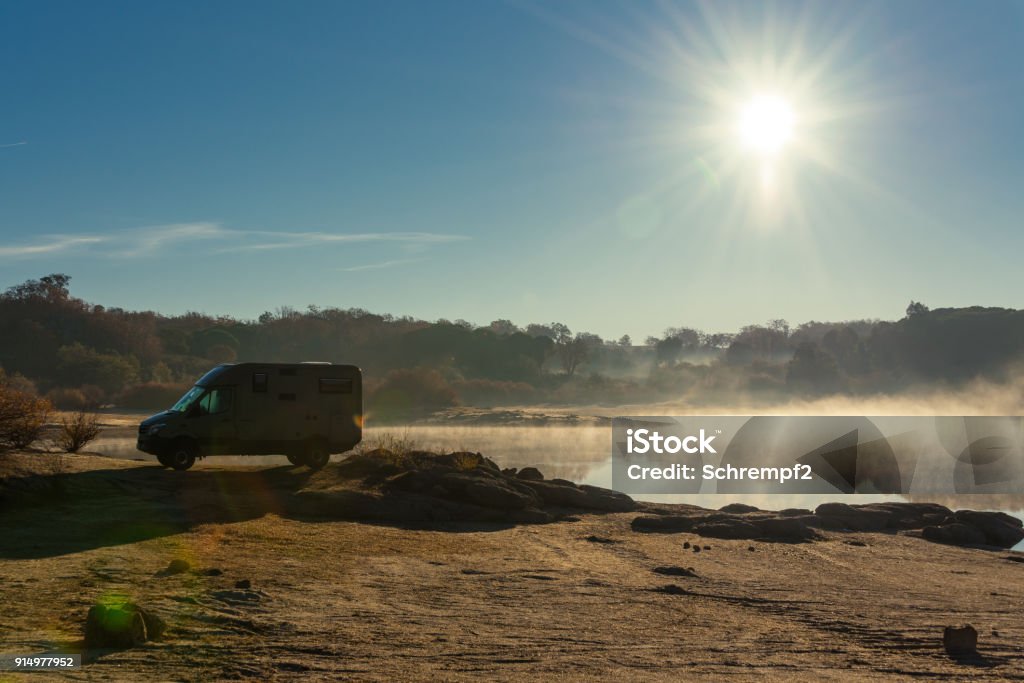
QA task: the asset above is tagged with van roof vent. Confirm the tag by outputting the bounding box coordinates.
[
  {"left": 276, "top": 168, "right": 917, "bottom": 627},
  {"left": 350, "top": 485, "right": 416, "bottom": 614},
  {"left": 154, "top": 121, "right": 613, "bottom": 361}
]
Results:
[{"left": 300, "top": 361, "right": 331, "bottom": 365}]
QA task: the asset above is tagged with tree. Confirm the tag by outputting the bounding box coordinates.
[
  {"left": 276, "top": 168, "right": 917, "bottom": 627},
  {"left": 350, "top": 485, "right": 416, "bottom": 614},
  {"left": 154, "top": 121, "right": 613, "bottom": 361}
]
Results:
[
  {"left": 786, "top": 342, "right": 842, "bottom": 395},
  {"left": 4, "top": 273, "right": 72, "bottom": 302},
  {"left": 557, "top": 331, "right": 600, "bottom": 376},
  {"left": 905, "top": 301, "right": 929, "bottom": 318}
]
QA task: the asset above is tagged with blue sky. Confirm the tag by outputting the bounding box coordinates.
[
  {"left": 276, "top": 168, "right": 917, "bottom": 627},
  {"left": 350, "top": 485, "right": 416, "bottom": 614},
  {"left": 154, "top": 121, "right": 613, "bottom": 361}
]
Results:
[{"left": 2, "top": 0, "right": 1023, "bottom": 340}]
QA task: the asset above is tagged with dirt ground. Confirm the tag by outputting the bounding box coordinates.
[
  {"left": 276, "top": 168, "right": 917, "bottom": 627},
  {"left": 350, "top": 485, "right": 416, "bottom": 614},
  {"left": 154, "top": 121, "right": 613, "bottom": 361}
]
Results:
[{"left": 1, "top": 453, "right": 1023, "bottom": 681}]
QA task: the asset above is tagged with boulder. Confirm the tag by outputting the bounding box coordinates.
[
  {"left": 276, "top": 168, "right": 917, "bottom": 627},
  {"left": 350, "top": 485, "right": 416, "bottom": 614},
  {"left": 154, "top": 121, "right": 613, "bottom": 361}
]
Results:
[
  {"left": 951, "top": 510, "right": 1024, "bottom": 548},
  {"left": 163, "top": 559, "right": 190, "bottom": 575},
  {"left": 457, "top": 476, "right": 538, "bottom": 510},
  {"left": 85, "top": 602, "right": 165, "bottom": 649},
  {"left": 922, "top": 523, "right": 986, "bottom": 547},
  {"left": 943, "top": 624, "right": 978, "bottom": 656},
  {"left": 516, "top": 467, "right": 544, "bottom": 481},
  {"left": 752, "top": 517, "right": 817, "bottom": 541},
  {"left": 814, "top": 503, "right": 889, "bottom": 531},
  {"left": 578, "top": 485, "right": 637, "bottom": 512},
  {"left": 518, "top": 480, "right": 593, "bottom": 508},
  {"left": 719, "top": 503, "right": 759, "bottom": 514},
  {"left": 693, "top": 520, "right": 761, "bottom": 540}
]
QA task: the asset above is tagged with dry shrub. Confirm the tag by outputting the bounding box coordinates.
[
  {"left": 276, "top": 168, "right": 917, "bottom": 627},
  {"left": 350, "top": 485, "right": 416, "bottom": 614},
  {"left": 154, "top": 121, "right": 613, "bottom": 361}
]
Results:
[
  {"left": 58, "top": 411, "right": 101, "bottom": 453},
  {"left": 0, "top": 385, "right": 53, "bottom": 451}
]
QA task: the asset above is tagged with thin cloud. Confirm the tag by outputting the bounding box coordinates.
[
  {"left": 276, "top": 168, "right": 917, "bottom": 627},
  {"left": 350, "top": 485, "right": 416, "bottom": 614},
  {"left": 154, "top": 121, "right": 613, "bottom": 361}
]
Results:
[
  {"left": 0, "top": 141, "right": 27, "bottom": 149},
  {"left": 109, "top": 222, "right": 231, "bottom": 257},
  {"left": 222, "top": 231, "right": 469, "bottom": 253},
  {"left": 0, "top": 222, "right": 468, "bottom": 260},
  {"left": 338, "top": 258, "right": 423, "bottom": 272},
  {"left": 0, "top": 235, "right": 106, "bottom": 258}
]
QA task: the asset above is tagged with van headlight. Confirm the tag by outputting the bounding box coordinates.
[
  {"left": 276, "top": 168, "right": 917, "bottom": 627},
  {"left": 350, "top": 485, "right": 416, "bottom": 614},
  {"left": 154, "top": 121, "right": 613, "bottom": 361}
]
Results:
[{"left": 146, "top": 423, "right": 166, "bottom": 436}]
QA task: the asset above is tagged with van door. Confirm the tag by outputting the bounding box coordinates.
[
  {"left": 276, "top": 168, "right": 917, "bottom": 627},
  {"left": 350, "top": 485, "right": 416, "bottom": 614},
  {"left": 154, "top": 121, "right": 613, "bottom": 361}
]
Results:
[{"left": 192, "top": 387, "right": 237, "bottom": 454}]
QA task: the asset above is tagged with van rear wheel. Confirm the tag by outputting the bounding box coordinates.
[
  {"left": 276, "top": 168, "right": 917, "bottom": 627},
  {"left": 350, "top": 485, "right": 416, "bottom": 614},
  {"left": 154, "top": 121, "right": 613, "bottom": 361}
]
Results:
[
  {"left": 168, "top": 441, "right": 197, "bottom": 471},
  {"left": 305, "top": 442, "right": 330, "bottom": 471}
]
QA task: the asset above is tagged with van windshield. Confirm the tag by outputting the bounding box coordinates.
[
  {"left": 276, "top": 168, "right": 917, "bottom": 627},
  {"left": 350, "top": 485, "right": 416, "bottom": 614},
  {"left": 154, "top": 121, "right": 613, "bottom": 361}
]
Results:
[{"left": 169, "top": 386, "right": 205, "bottom": 413}]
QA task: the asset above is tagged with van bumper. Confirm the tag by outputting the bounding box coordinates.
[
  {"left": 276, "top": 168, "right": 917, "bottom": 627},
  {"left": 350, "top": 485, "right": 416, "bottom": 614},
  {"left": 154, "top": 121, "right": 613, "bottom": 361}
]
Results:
[{"left": 137, "top": 435, "right": 171, "bottom": 456}]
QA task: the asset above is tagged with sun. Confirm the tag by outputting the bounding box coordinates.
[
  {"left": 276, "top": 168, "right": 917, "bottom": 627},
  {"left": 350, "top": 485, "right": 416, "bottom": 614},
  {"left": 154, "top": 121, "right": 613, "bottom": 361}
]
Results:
[{"left": 738, "top": 94, "right": 795, "bottom": 156}]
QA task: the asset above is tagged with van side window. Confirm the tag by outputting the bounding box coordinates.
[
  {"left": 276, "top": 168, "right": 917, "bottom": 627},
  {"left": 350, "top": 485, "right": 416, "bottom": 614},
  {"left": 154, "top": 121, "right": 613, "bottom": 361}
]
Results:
[
  {"left": 252, "top": 373, "right": 268, "bottom": 393},
  {"left": 319, "top": 378, "right": 353, "bottom": 394},
  {"left": 198, "top": 388, "right": 232, "bottom": 415}
]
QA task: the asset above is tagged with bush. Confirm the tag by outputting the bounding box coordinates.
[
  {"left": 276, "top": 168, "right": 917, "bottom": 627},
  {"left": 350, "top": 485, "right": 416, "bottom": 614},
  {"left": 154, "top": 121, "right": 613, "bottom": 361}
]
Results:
[
  {"left": 58, "top": 411, "right": 101, "bottom": 453},
  {"left": 46, "top": 387, "right": 89, "bottom": 410},
  {"left": 367, "top": 368, "right": 458, "bottom": 419},
  {"left": 0, "top": 385, "right": 53, "bottom": 451},
  {"left": 116, "top": 382, "right": 191, "bottom": 410}
]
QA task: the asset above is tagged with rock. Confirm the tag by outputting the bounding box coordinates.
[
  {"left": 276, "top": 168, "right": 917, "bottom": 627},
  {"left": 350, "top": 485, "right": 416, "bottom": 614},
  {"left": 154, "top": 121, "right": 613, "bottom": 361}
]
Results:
[
  {"left": 584, "top": 535, "right": 618, "bottom": 544},
  {"left": 844, "top": 540, "right": 867, "bottom": 547},
  {"left": 813, "top": 503, "right": 889, "bottom": 531},
  {"left": 631, "top": 515, "right": 695, "bottom": 533},
  {"left": 747, "top": 546, "right": 756, "bottom": 552},
  {"left": 752, "top": 517, "right": 817, "bottom": 542},
  {"left": 702, "top": 545, "right": 711, "bottom": 551},
  {"left": 719, "top": 503, "right": 759, "bottom": 514},
  {"left": 692, "top": 545, "right": 701, "bottom": 553},
  {"left": 858, "top": 502, "right": 952, "bottom": 530},
  {"left": 693, "top": 520, "right": 760, "bottom": 540},
  {"left": 943, "top": 624, "right": 978, "bottom": 656},
  {"left": 922, "top": 523, "right": 987, "bottom": 547},
  {"left": 779, "top": 508, "right": 812, "bottom": 517},
  {"left": 652, "top": 584, "right": 689, "bottom": 595},
  {"left": 517, "top": 479, "right": 592, "bottom": 508},
  {"left": 202, "top": 568, "right": 223, "bottom": 576},
  {"left": 460, "top": 477, "right": 536, "bottom": 510},
  {"left": 653, "top": 566, "right": 697, "bottom": 577},
  {"left": 516, "top": 467, "right": 544, "bottom": 481},
  {"left": 577, "top": 485, "right": 637, "bottom": 512},
  {"left": 951, "top": 510, "right": 1024, "bottom": 548},
  {"left": 234, "top": 579, "right": 251, "bottom": 589},
  {"left": 84, "top": 602, "right": 165, "bottom": 649},
  {"left": 164, "top": 559, "right": 190, "bottom": 575},
  {"left": 683, "top": 541, "right": 691, "bottom": 549}
]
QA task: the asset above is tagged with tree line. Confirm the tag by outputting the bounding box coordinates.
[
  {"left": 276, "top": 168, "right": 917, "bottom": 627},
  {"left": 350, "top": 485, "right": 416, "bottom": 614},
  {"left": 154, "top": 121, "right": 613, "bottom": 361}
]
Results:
[{"left": 1, "top": 275, "right": 1023, "bottom": 417}]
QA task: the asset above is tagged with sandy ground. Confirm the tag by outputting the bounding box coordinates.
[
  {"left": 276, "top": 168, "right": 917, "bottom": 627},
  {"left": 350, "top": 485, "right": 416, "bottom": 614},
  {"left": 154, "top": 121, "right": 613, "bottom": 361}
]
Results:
[{"left": 1, "top": 453, "right": 1023, "bottom": 681}]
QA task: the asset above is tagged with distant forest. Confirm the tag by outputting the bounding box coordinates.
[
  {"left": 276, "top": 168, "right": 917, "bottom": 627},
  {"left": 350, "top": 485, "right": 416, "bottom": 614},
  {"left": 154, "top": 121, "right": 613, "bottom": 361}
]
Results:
[{"left": 1, "top": 274, "right": 1023, "bottom": 416}]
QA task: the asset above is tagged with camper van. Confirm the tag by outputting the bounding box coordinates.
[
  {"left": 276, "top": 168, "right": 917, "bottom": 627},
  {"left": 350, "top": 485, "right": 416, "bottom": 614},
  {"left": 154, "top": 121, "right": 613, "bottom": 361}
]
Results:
[{"left": 137, "top": 362, "right": 362, "bottom": 471}]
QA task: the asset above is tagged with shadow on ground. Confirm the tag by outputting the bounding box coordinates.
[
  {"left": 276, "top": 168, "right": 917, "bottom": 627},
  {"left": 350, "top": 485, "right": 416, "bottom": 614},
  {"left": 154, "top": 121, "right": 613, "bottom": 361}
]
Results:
[{"left": 0, "top": 462, "right": 520, "bottom": 559}]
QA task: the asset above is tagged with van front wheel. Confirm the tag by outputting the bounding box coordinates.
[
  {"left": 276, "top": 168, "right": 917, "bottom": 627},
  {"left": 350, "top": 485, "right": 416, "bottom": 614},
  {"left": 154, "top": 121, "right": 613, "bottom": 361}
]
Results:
[
  {"left": 305, "top": 442, "right": 330, "bottom": 470},
  {"left": 286, "top": 453, "right": 305, "bottom": 467},
  {"left": 168, "top": 441, "right": 197, "bottom": 471}
]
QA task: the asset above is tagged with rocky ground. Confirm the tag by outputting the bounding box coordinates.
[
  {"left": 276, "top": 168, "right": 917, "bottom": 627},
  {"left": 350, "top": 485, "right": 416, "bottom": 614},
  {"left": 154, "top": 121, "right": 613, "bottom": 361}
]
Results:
[{"left": 1, "top": 450, "right": 1023, "bottom": 681}]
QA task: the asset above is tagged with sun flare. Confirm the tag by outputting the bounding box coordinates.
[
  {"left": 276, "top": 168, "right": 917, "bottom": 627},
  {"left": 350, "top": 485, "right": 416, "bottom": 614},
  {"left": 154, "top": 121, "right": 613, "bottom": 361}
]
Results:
[{"left": 738, "top": 94, "right": 795, "bottom": 156}]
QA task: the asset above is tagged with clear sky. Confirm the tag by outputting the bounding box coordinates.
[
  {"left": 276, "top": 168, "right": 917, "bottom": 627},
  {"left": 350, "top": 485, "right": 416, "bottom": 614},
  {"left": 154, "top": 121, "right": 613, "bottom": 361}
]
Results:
[{"left": 2, "top": 0, "right": 1023, "bottom": 340}]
